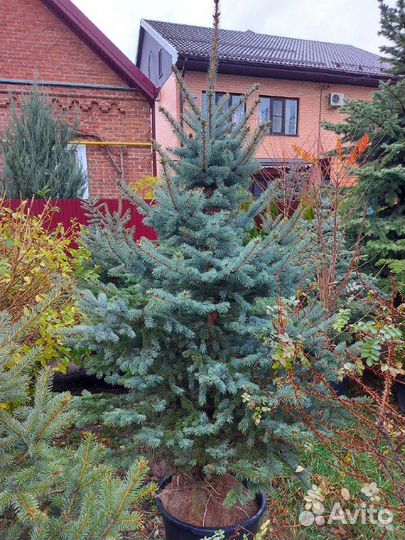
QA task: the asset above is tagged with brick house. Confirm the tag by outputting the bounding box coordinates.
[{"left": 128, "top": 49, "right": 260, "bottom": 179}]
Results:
[
  {"left": 0, "top": 0, "right": 158, "bottom": 198},
  {"left": 137, "top": 20, "right": 388, "bottom": 186}
]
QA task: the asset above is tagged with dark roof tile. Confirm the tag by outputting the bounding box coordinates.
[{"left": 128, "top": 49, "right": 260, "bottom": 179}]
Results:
[{"left": 145, "top": 20, "right": 385, "bottom": 77}]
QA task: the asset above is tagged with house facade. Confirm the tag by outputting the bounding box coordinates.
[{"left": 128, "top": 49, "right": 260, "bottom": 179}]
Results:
[
  {"left": 0, "top": 0, "right": 157, "bottom": 198},
  {"left": 137, "top": 20, "right": 387, "bottom": 185}
]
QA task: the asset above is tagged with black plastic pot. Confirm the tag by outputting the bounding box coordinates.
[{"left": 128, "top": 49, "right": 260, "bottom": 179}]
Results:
[
  {"left": 155, "top": 476, "right": 267, "bottom": 540},
  {"left": 395, "top": 379, "right": 405, "bottom": 413}
]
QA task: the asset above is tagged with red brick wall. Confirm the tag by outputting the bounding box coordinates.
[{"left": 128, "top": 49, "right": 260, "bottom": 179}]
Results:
[
  {"left": 0, "top": 0, "right": 153, "bottom": 197},
  {"left": 186, "top": 72, "right": 374, "bottom": 157}
]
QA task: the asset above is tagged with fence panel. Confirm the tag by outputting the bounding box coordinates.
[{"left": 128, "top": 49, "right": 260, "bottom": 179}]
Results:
[{"left": 3, "top": 199, "right": 157, "bottom": 241}]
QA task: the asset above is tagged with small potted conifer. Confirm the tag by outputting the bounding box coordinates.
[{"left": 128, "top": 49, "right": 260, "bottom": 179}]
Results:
[{"left": 75, "top": 2, "right": 343, "bottom": 538}]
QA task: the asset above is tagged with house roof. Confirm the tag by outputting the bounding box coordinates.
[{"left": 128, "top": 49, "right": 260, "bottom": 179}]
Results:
[
  {"left": 144, "top": 20, "right": 386, "bottom": 80},
  {"left": 40, "top": 0, "right": 157, "bottom": 101}
]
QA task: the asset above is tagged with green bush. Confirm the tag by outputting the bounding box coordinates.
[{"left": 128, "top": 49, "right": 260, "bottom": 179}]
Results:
[{"left": 0, "top": 200, "right": 95, "bottom": 373}]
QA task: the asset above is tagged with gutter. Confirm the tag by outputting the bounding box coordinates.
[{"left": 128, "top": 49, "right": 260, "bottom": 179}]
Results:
[
  {"left": 176, "top": 55, "right": 389, "bottom": 87},
  {"left": 0, "top": 78, "right": 140, "bottom": 93}
]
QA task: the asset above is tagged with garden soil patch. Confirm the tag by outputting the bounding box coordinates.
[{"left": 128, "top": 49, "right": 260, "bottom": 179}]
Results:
[{"left": 158, "top": 473, "right": 259, "bottom": 528}]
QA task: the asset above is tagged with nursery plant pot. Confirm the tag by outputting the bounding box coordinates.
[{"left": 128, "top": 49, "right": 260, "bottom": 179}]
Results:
[
  {"left": 395, "top": 379, "right": 405, "bottom": 413},
  {"left": 156, "top": 476, "right": 267, "bottom": 540}
]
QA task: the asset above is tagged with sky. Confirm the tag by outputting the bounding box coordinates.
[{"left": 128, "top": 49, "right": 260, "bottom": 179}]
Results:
[{"left": 71, "top": 0, "right": 397, "bottom": 62}]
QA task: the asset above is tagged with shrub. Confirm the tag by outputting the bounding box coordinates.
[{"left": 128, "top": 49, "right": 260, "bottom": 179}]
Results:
[
  {"left": 130, "top": 175, "right": 161, "bottom": 200},
  {"left": 0, "top": 200, "right": 94, "bottom": 372},
  {"left": 335, "top": 281, "right": 405, "bottom": 378}
]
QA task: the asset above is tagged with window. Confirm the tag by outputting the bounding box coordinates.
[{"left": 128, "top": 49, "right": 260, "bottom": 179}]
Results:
[
  {"left": 202, "top": 92, "right": 245, "bottom": 125},
  {"left": 259, "top": 97, "right": 298, "bottom": 135},
  {"left": 148, "top": 51, "right": 154, "bottom": 79},
  {"left": 158, "top": 48, "right": 163, "bottom": 78},
  {"left": 69, "top": 144, "right": 89, "bottom": 199}
]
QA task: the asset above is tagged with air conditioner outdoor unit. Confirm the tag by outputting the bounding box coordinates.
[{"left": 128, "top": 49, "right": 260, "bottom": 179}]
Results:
[{"left": 329, "top": 93, "right": 345, "bottom": 107}]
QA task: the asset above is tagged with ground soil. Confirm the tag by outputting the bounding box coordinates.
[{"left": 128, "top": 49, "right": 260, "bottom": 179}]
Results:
[{"left": 157, "top": 473, "right": 259, "bottom": 528}]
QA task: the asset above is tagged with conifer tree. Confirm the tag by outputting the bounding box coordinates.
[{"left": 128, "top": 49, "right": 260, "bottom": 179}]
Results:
[
  {"left": 325, "top": 0, "right": 405, "bottom": 293},
  {"left": 1, "top": 86, "right": 86, "bottom": 199},
  {"left": 0, "top": 301, "right": 154, "bottom": 540},
  {"left": 73, "top": 1, "right": 343, "bottom": 497},
  {"left": 379, "top": 0, "right": 405, "bottom": 76}
]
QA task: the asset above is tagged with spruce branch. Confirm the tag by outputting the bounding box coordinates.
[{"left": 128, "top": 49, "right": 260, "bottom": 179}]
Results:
[
  {"left": 100, "top": 460, "right": 149, "bottom": 538},
  {"left": 159, "top": 105, "right": 191, "bottom": 146},
  {"left": 172, "top": 65, "right": 202, "bottom": 119},
  {"left": 215, "top": 92, "right": 232, "bottom": 116},
  {"left": 207, "top": 0, "right": 221, "bottom": 137},
  {"left": 154, "top": 141, "right": 181, "bottom": 211},
  {"left": 239, "top": 183, "right": 277, "bottom": 224},
  {"left": 235, "top": 98, "right": 262, "bottom": 140},
  {"left": 181, "top": 110, "right": 201, "bottom": 132},
  {"left": 232, "top": 123, "right": 269, "bottom": 171},
  {"left": 136, "top": 241, "right": 183, "bottom": 275},
  {"left": 217, "top": 84, "right": 259, "bottom": 128},
  {"left": 201, "top": 118, "right": 208, "bottom": 173},
  {"left": 34, "top": 396, "right": 72, "bottom": 443},
  {"left": 117, "top": 176, "right": 151, "bottom": 214},
  {"left": 233, "top": 237, "right": 263, "bottom": 273}
]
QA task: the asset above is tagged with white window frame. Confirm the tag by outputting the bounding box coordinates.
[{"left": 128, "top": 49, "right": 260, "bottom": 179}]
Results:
[{"left": 69, "top": 144, "right": 89, "bottom": 199}]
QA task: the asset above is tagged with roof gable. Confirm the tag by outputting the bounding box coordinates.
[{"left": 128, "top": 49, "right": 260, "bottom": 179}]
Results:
[
  {"left": 41, "top": 0, "right": 157, "bottom": 100},
  {"left": 145, "top": 20, "right": 386, "bottom": 79}
]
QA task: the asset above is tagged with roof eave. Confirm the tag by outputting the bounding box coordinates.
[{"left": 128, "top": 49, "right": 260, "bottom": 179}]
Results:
[
  {"left": 40, "top": 0, "right": 158, "bottom": 101},
  {"left": 177, "top": 54, "right": 389, "bottom": 87}
]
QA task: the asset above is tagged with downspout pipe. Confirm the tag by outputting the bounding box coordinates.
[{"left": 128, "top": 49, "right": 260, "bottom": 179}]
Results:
[
  {"left": 179, "top": 57, "right": 188, "bottom": 131},
  {"left": 151, "top": 99, "right": 157, "bottom": 177}
]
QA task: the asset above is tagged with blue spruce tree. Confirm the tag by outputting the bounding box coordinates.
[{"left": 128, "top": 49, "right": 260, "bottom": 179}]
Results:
[{"left": 73, "top": 1, "right": 343, "bottom": 515}]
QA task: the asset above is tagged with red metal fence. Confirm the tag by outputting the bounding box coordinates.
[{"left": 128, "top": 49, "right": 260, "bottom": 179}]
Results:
[{"left": 3, "top": 199, "right": 157, "bottom": 241}]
